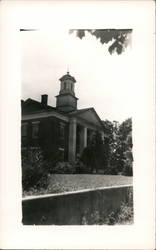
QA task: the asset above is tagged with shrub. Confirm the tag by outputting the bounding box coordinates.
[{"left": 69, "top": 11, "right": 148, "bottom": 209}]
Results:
[
  {"left": 116, "top": 202, "right": 133, "bottom": 224},
  {"left": 52, "top": 161, "right": 76, "bottom": 174},
  {"left": 81, "top": 201, "right": 133, "bottom": 225},
  {"left": 80, "top": 132, "right": 106, "bottom": 173},
  {"left": 22, "top": 148, "right": 51, "bottom": 192},
  {"left": 75, "top": 160, "right": 91, "bottom": 174},
  {"left": 106, "top": 188, "right": 133, "bottom": 224},
  {"left": 81, "top": 189, "right": 133, "bottom": 225}
]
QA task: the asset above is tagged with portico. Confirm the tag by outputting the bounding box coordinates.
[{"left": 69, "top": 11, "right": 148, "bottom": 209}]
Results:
[{"left": 68, "top": 108, "right": 105, "bottom": 162}]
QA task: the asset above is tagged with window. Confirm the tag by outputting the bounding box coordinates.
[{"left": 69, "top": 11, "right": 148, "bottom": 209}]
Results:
[
  {"left": 32, "top": 121, "right": 40, "bottom": 139},
  {"left": 59, "top": 122, "right": 65, "bottom": 140},
  {"left": 22, "top": 123, "right": 28, "bottom": 137},
  {"left": 64, "top": 82, "right": 67, "bottom": 90}
]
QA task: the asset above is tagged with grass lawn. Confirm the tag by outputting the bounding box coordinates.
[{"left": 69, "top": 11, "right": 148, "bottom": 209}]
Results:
[
  {"left": 23, "top": 174, "right": 133, "bottom": 197},
  {"left": 46, "top": 174, "right": 133, "bottom": 194}
]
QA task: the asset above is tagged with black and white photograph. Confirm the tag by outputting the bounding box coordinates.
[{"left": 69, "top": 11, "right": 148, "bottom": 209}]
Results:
[
  {"left": 21, "top": 28, "right": 133, "bottom": 225},
  {"left": 0, "top": 0, "right": 155, "bottom": 249}
]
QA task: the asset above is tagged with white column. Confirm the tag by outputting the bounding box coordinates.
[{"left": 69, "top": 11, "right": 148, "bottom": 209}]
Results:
[
  {"left": 80, "top": 126, "right": 87, "bottom": 155},
  {"left": 68, "top": 118, "right": 77, "bottom": 162}
]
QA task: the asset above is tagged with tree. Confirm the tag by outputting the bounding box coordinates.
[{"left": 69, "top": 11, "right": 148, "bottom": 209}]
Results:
[
  {"left": 69, "top": 29, "right": 132, "bottom": 55},
  {"left": 102, "top": 118, "right": 133, "bottom": 176},
  {"left": 102, "top": 120, "right": 121, "bottom": 174},
  {"left": 102, "top": 120, "right": 114, "bottom": 171},
  {"left": 80, "top": 131, "right": 105, "bottom": 173},
  {"left": 117, "top": 118, "right": 133, "bottom": 176},
  {"left": 108, "top": 118, "right": 133, "bottom": 176},
  {"left": 76, "top": 118, "right": 133, "bottom": 175}
]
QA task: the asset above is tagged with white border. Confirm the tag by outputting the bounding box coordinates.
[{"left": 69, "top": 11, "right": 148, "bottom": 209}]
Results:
[{"left": 0, "top": 0, "right": 155, "bottom": 249}]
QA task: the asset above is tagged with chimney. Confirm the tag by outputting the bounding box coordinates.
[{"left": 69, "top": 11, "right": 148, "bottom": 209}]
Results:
[{"left": 41, "top": 94, "right": 48, "bottom": 105}]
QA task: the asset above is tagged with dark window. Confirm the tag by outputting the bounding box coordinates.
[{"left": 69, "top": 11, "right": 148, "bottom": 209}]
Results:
[
  {"left": 22, "top": 123, "right": 28, "bottom": 137},
  {"left": 59, "top": 122, "right": 65, "bottom": 140},
  {"left": 32, "top": 121, "right": 40, "bottom": 139},
  {"left": 64, "top": 82, "right": 67, "bottom": 90}
]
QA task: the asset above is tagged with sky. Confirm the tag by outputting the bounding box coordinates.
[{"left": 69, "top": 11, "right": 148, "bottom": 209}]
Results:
[{"left": 21, "top": 29, "right": 133, "bottom": 123}]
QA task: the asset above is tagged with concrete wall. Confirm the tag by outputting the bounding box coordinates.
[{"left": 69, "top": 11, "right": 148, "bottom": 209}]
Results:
[{"left": 22, "top": 185, "right": 133, "bottom": 225}]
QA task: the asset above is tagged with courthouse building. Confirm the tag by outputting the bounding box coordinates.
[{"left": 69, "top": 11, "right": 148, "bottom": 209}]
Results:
[{"left": 21, "top": 72, "right": 105, "bottom": 162}]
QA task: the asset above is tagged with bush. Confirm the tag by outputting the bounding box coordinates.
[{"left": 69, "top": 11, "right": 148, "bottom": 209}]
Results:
[
  {"left": 75, "top": 160, "right": 91, "bottom": 174},
  {"left": 22, "top": 148, "right": 52, "bottom": 192},
  {"left": 106, "top": 188, "right": 133, "bottom": 224},
  {"left": 81, "top": 188, "right": 133, "bottom": 225},
  {"left": 116, "top": 202, "right": 133, "bottom": 224},
  {"left": 52, "top": 161, "right": 76, "bottom": 174},
  {"left": 81, "top": 201, "right": 133, "bottom": 225},
  {"left": 22, "top": 147, "right": 69, "bottom": 192}
]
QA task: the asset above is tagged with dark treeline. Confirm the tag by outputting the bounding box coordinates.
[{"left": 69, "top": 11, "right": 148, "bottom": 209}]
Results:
[{"left": 80, "top": 118, "right": 133, "bottom": 176}]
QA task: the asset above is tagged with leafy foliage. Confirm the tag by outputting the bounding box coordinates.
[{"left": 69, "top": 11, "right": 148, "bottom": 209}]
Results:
[
  {"left": 75, "top": 160, "right": 90, "bottom": 174},
  {"left": 69, "top": 29, "right": 132, "bottom": 54},
  {"left": 81, "top": 188, "right": 133, "bottom": 225},
  {"left": 107, "top": 118, "right": 133, "bottom": 175},
  {"left": 52, "top": 162, "right": 76, "bottom": 174},
  {"left": 84, "top": 118, "right": 133, "bottom": 176},
  {"left": 22, "top": 148, "right": 61, "bottom": 192},
  {"left": 22, "top": 149, "right": 46, "bottom": 191},
  {"left": 102, "top": 120, "right": 115, "bottom": 172},
  {"left": 80, "top": 131, "right": 105, "bottom": 173},
  {"left": 112, "top": 118, "right": 133, "bottom": 176}
]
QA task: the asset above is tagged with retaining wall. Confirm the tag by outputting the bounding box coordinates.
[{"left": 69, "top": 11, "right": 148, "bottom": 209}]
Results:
[{"left": 22, "top": 185, "right": 133, "bottom": 225}]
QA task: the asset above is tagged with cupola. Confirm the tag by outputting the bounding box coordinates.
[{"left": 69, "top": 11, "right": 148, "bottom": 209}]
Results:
[{"left": 56, "top": 72, "right": 78, "bottom": 112}]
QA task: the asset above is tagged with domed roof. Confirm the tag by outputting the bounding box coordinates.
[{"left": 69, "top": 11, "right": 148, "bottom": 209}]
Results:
[{"left": 59, "top": 71, "right": 76, "bottom": 83}]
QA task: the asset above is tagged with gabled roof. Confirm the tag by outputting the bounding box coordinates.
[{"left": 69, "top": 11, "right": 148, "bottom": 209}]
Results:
[
  {"left": 69, "top": 107, "right": 103, "bottom": 128},
  {"left": 68, "top": 108, "right": 91, "bottom": 116}
]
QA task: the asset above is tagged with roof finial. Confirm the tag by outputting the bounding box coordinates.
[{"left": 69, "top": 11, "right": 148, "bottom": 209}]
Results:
[{"left": 67, "top": 66, "right": 69, "bottom": 75}]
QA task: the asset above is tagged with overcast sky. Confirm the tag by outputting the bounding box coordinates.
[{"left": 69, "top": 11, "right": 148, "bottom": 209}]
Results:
[{"left": 21, "top": 29, "right": 133, "bottom": 123}]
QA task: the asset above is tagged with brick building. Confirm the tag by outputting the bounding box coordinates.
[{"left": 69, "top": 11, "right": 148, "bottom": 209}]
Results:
[{"left": 21, "top": 72, "right": 105, "bottom": 162}]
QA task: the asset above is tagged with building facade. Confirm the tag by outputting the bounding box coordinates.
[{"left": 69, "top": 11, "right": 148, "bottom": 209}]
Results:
[{"left": 21, "top": 72, "right": 105, "bottom": 162}]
